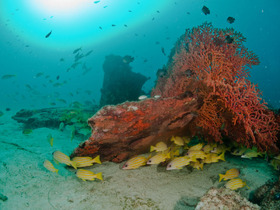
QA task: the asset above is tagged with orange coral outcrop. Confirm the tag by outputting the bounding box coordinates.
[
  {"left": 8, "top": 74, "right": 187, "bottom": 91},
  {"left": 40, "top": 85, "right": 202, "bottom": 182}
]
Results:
[{"left": 152, "top": 22, "right": 279, "bottom": 152}]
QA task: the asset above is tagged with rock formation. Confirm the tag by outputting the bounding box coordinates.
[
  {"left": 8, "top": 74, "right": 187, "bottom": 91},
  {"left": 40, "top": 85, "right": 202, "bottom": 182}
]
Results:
[{"left": 99, "top": 54, "right": 149, "bottom": 107}]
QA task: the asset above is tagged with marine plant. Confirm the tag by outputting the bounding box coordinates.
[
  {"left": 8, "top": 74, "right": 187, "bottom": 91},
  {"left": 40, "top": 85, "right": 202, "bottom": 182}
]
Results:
[
  {"left": 59, "top": 108, "right": 92, "bottom": 137},
  {"left": 152, "top": 22, "right": 279, "bottom": 153}
]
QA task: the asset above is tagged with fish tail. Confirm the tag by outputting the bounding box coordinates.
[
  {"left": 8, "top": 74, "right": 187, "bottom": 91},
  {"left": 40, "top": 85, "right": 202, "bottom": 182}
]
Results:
[
  {"left": 166, "top": 152, "right": 171, "bottom": 159},
  {"left": 96, "top": 172, "right": 103, "bottom": 181},
  {"left": 71, "top": 161, "right": 77, "bottom": 169},
  {"left": 219, "top": 174, "right": 224, "bottom": 182},
  {"left": 93, "top": 155, "right": 101, "bottom": 164},
  {"left": 55, "top": 169, "right": 59, "bottom": 173},
  {"left": 219, "top": 152, "right": 225, "bottom": 161},
  {"left": 150, "top": 146, "right": 155, "bottom": 152}
]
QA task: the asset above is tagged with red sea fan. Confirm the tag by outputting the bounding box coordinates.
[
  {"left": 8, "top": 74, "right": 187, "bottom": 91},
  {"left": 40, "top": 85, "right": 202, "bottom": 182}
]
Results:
[{"left": 153, "top": 22, "right": 279, "bottom": 152}]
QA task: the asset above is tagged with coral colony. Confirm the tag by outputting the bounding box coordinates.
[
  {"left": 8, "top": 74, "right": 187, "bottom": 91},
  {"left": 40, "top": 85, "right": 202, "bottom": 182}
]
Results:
[
  {"left": 40, "top": 23, "right": 280, "bottom": 196},
  {"left": 72, "top": 23, "right": 279, "bottom": 164}
]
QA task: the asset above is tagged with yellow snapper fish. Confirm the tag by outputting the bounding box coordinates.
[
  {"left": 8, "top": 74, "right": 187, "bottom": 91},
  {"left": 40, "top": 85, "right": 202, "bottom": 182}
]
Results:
[
  {"left": 43, "top": 160, "right": 58, "bottom": 173},
  {"left": 219, "top": 168, "right": 239, "bottom": 182},
  {"left": 225, "top": 178, "right": 249, "bottom": 190},
  {"left": 187, "top": 150, "right": 207, "bottom": 159},
  {"left": 241, "top": 149, "right": 263, "bottom": 159},
  {"left": 188, "top": 143, "right": 204, "bottom": 152},
  {"left": 122, "top": 156, "right": 147, "bottom": 169},
  {"left": 166, "top": 156, "right": 195, "bottom": 170},
  {"left": 53, "top": 151, "right": 77, "bottom": 169},
  {"left": 72, "top": 155, "right": 101, "bottom": 168},
  {"left": 150, "top": 141, "right": 168, "bottom": 152},
  {"left": 211, "top": 144, "right": 229, "bottom": 154},
  {"left": 169, "top": 146, "right": 181, "bottom": 159},
  {"left": 182, "top": 136, "right": 191, "bottom": 144},
  {"left": 191, "top": 161, "right": 204, "bottom": 170},
  {"left": 76, "top": 169, "right": 103, "bottom": 181},
  {"left": 202, "top": 143, "right": 216, "bottom": 153},
  {"left": 231, "top": 147, "right": 247, "bottom": 156},
  {"left": 170, "top": 136, "right": 184, "bottom": 146},
  {"left": 203, "top": 152, "right": 225, "bottom": 163},
  {"left": 47, "top": 133, "right": 54, "bottom": 147},
  {"left": 147, "top": 152, "right": 171, "bottom": 165}
]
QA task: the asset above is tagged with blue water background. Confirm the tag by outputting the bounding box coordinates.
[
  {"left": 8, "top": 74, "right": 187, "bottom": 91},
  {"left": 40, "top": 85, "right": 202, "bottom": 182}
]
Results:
[{"left": 0, "top": 0, "right": 279, "bottom": 109}]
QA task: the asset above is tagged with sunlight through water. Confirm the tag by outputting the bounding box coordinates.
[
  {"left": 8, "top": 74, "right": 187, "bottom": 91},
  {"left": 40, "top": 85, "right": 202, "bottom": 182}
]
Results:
[{"left": 0, "top": 0, "right": 169, "bottom": 49}]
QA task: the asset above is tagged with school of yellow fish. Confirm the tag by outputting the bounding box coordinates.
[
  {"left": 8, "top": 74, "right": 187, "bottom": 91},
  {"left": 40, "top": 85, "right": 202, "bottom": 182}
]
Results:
[
  {"left": 121, "top": 135, "right": 272, "bottom": 191},
  {"left": 43, "top": 133, "right": 277, "bottom": 189},
  {"left": 43, "top": 150, "right": 103, "bottom": 181},
  {"left": 122, "top": 136, "right": 227, "bottom": 171}
]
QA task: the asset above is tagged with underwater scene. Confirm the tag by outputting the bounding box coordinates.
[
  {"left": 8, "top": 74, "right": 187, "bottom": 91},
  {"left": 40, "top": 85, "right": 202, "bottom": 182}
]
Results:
[{"left": 1, "top": 0, "right": 280, "bottom": 209}]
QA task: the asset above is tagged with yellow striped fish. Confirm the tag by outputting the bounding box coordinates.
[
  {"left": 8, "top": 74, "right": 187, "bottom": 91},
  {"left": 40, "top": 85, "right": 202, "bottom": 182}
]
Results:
[
  {"left": 72, "top": 155, "right": 101, "bottom": 168},
  {"left": 43, "top": 160, "right": 58, "bottom": 173},
  {"left": 219, "top": 168, "right": 239, "bottom": 182},
  {"left": 122, "top": 156, "right": 147, "bottom": 169},
  {"left": 147, "top": 152, "right": 170, "bottom": 165},
  {"left": 76, "top": 169, "right": 103, "bottom": 181},
  {"left": 191, "top": 161, "right": 204, "bottom": 170},
  {"left": 187, "top": 150, "right": 207, "bottom": 159},
  {"left": 150, "top": 141, "right": 168, "bottom": 152},
  {"left": 225, "top": 178, "right": 249, "bottom": 190},
  {"left": 182, "top": 136, "right": 191, "bottom": 144},
  {"left": 166, "top": 156, "right": 194, "bottom": 170},
  {"left": 170, "top": 136, "right": 184, "bottom": 146},
  {"left": 188, "top": 143, "right": 204, "bottom": 151},
  {"left": 47, "top": 134, "right": 54, "bottom": 147},
  {"left": 204, "top": 152, "right": 225, "bottom": 163},
  {"left": 202, "top": 144, "right": 216, "bottom": 153},
  {"left": 53, "top": 151, "right": 77, "bottom": 169}
]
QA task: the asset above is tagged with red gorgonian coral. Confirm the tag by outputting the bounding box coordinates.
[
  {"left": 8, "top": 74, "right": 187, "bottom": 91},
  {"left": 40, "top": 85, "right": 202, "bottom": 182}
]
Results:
[{"left": 152, "top": 22, "right": 279, "bottom": 153}]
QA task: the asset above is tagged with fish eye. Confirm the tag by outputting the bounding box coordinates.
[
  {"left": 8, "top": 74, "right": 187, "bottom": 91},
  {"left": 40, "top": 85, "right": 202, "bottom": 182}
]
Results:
[
  {"left": 168, "top": 165, "right": 171, "bottom": 167},
  {"left": 148, "top": 160, "right": 151, "bottom": 163},
  {"left": 125, "top": 164, "right": 128, "bottom": 167}
]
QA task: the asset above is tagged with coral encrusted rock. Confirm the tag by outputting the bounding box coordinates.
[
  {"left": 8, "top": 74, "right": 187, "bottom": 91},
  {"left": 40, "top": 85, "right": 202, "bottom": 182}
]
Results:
[
  {"left": 195, "top": 187, "right": 260, "bottom": 210},
  {"left": 72, "top": 95, "right": 198, "bottom": 162}
]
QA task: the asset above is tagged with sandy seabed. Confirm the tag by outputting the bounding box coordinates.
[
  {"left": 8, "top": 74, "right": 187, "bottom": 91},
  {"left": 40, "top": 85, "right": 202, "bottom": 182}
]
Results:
[{"left": 0, "top": 111, "right": 278, "bottom": 210}]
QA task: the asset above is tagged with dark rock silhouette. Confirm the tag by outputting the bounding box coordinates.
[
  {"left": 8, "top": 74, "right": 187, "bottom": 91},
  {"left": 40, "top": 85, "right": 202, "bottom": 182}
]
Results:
[{"left": 99, "top": 55, "right": 149, "bottom": 107}]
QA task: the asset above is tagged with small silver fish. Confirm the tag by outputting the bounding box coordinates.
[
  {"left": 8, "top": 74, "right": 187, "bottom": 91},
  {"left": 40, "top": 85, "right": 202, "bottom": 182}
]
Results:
[{"left": 138, "top": 95, "right": 147, "bottom": 100}]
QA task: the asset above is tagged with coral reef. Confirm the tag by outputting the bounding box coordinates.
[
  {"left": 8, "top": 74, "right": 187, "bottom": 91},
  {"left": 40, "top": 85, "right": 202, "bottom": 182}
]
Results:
[
  {"left": 195, "top": 187, "right": 260, "bottom": 210},
  {"left": 152, "top": 22, "right": 279, "bottom": 153},
  {"left": 72, "top": 96, "right": 198, "bottom": 162},
  {"left": 73, "top": 23, "right": 279, "bottom": 162},
  {"left": 99, "top": 54, "right": 149, "bottom": 107}
]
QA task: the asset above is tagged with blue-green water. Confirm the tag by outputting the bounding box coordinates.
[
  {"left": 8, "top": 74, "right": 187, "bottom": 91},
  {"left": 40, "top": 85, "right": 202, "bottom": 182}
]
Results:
[
  {"left": 0, "top": 0, "right": 280, "bottom": 209},
  {"left": 0, "top": 0, "right": 279, "bottom": 109}
]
